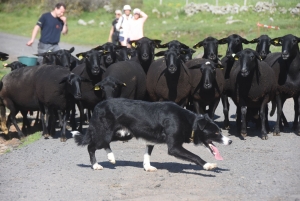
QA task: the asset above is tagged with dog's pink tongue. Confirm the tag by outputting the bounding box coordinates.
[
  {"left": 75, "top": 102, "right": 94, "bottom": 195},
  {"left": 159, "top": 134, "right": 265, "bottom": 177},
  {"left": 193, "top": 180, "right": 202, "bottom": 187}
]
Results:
[{"left": 211, "top": 144, "right": 223, "bottom": 160}]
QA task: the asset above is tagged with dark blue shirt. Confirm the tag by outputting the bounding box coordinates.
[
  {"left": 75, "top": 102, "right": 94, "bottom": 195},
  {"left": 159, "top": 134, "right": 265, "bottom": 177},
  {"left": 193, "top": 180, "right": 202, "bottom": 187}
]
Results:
[{"left": 37, "top": 12, "right": 64, "bottom": 44}]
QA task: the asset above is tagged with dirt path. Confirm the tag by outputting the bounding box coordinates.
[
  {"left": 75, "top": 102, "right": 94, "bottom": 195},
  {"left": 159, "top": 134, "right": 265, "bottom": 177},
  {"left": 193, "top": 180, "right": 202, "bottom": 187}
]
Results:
[{"left": 0, "top": 32, "right": 300, "bottom": 201}]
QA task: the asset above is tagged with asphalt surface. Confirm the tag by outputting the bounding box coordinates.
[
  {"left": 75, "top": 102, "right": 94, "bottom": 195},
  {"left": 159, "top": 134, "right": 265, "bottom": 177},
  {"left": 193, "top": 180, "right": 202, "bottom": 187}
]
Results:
[
  {"left": 0, "top": 32, "right": 300, "bottom": 201},
  {"left": 0, "top": 32, "right": 92, "bottom": 62}
]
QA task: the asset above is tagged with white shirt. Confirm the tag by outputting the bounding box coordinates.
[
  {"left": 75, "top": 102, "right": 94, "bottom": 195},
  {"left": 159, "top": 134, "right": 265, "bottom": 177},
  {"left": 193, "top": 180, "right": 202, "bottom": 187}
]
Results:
[{"left": 116, "top": 14, "right": 132, "bottom": 40}]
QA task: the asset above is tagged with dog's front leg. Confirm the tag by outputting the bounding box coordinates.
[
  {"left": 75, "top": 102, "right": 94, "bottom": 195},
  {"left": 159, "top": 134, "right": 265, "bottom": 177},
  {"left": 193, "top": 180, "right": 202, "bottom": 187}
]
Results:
[
  {"left": 143, "top": 145, "right": 157, "bottom": 172},
  {"left": 88, "top": 144, "right": 103, "bottom": 170},
  {"left": 168, "top": 146, "right": 217, "bottom": 171}
]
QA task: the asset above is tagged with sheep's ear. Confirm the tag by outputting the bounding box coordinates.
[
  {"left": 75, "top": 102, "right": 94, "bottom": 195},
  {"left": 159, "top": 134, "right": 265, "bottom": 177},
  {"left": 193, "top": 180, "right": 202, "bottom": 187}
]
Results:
[
  {"left": 270, "top": 37, "right": 282, "bottom": 46},
  {"left": 94, "top": 85, "right": 101, "bottom": 91},
  {"left": 253, "top": 50, "right": 262, "bottom": 61},
  {"left": 93, "top": 45, "right": 103, "bottom": 51},
  {"left": 193, "top": 41, "right": 203, "bottom": 49},
  {"left": 152, "top": 40, "right": 162, "bottom": 48},
  {"left": 118, "top": 82, "right": 126, "bottom": 87},
  {"left": 233, "top": 53, "right": 239, "bottom": 61},
  {"left": 69, "top": 47, "right": 75, "bottom": 53},
  {"left": 217, "top": 63, "right": 224, "bottom": 69},
  {"left": 241, "top": 37, "right": 250, "bottom": 44},
  {"left": 157, "top": 42, "right": 169, "bottom": 48},
  {"left": 102, "top": 50, "right": 110, "bottom": 55},
  {"left": 249, "top": 38, "right": 258, "bottom": 44},
  {"left": 154, "top": 51, "right": 166, "bottom": 57},
  {"left": 180, "top": 42, "right": 189, "bottom": 49},
  {"left": 191, "top": 49, "right": 196, "bottom": 53},
  {"left": 218, "top": 38, "right": 228, "bottom": 45},
  {"left": 76, "top": 52, "right": 86, "bottom": 59},
  {"left": 131, "top": 41, "right": 136, "bottom": 47},
  {"left": 59, "top": 76, "right": 68, "bottom": 84}
]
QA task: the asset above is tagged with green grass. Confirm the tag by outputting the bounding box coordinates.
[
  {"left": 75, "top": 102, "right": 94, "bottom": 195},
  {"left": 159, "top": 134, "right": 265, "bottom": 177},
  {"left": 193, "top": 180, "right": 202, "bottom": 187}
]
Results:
[{"left": 18, "top": 132, "right": 42, "bottom": 148}]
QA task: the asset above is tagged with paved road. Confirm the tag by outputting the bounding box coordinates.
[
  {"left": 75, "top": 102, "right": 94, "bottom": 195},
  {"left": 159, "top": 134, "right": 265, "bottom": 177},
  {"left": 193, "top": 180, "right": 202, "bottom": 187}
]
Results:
[{"left": 0, "top": 32, "right": 299, "bottom": 201}]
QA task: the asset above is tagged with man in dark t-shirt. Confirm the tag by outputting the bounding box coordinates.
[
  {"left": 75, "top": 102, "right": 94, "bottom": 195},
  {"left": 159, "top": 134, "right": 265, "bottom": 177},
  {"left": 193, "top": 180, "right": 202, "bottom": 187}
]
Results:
[{"left": 27, "top": 3, "right": 68, "bottom": 64}]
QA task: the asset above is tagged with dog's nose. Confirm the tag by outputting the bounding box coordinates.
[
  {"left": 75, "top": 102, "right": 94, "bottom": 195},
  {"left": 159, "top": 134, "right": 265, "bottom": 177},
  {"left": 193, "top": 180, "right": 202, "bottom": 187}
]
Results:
[{"left": 228, "top": 140, "right": 232, "bottom": 145}]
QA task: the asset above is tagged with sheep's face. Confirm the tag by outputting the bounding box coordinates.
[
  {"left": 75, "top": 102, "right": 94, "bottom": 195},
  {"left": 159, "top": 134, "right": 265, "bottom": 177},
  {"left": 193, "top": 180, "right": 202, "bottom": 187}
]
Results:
[
  {"left": 235, "top": 48, "right": 261, "bottom": 77},
  {"left": 130, "top": 37, "right": 161, "bottom": 62},
  {"left": 180, "top": 48, "right": 196, "bottom": 63},
  {"left": 281, "top": 34, "right": 300, "bottom": 60},
  {"left": 200, "top": 63, "right": 216, "bottom": 90},
  {"left": 222, "top": 34, "right": 249, "bottom": 58},
  {"left": 165, "top": 49, "right": 180, "bottom": 74},
  {"left": 254, "top": 35, "right": 271, "bottom": 60}
]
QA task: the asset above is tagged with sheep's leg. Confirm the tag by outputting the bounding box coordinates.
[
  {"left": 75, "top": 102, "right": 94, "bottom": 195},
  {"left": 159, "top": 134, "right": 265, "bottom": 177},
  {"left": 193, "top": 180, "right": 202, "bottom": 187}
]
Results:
[
  {"left": 60, "top": 111, "right": 67, "bottom": 142},
  {"left": 265, "top": 106, "right": 270, "bottom": 133},
  {"left": 48, "top": 110, "right": 56, "bottom": 137},
  {"left": 236, "top": 106, "right": 241, "bottom": 134},
  {"left": 33, "top": 111, "right": 41, "bottom": 127},
  {"left": 9, "top": 111, "right": 25, "bottom": 139},
  {"left": 5, "top": 100, "right": 24, "bottom": 139},
  {"left": 240, "top": 106, "right": 247, "bottom": 138},
  {"left": 273, "top": 94, "right": 282, "bottom": 136},
  {"left": 221, "top": 94, "right": 230, "bottom": 129},
  {"left": 0, "top": 98, "right": 8, "bottom": 134},
  {"left": 38, "top": 102, "right": 50, "bottom": 138},
  {"left": 69, "top": 102, "right": 77, "bottom": 131},
  {"left": 143, "top": 145, "right": 157, "bottom": 172},
  {"left": 21, "top": 110, "right": 31, "bottom": 133},
  {"left": 294, "top": 95, "right": 300, "bottom": 136},
  {"left": 192, "top": 100, "right": 200, "bottom": 114},
  {"left": 208, "top": 99, "right": 220, "bottom": 119},
  {"left": 260, "top": 96, "right": 269, "bottom": 140},
  {"left": 78, "top": 101, "right": 84, "bottom": 132}
]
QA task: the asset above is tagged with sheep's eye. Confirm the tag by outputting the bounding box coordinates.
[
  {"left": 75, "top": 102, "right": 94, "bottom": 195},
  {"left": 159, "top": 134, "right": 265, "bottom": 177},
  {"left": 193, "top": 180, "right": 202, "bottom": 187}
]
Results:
[{"left": 292, "top": 39, "right": 297, "bottom": 44}]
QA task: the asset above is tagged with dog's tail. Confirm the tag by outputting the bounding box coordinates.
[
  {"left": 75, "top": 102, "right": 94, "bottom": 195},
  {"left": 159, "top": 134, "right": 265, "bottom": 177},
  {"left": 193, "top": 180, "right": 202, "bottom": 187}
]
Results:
[{"left": 73, "top": 131, "right": 92, "bottom": 146}]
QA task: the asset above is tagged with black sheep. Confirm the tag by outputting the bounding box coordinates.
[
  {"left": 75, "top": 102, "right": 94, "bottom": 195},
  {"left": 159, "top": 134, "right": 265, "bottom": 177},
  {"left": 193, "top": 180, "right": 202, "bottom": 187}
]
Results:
[
  {"left": 265, "top": 34, "right": 300, "bottom": 135},
  {"left": 228, "top": 48, "right": 279, "bottom": 140},
  {"left": 146, "top": 48, "right": 191, "bottom": 107},
  {"left": 71, "top": 49, "right": 108, "bottom": 131},
  {"left": 218, "top": 34, "right": 250, "bottom": 129},
  {"left": 95, "top": 61, "right": 146, "bottom": 100},
  {"left": 0, "top": 65, "right": 83, "bottom": 140},
  {"left": 129, "top": 37, "right": 161, "bottom": 74},
  {"left": 187, "top": 60, "right": 224, "bottom": 118}
]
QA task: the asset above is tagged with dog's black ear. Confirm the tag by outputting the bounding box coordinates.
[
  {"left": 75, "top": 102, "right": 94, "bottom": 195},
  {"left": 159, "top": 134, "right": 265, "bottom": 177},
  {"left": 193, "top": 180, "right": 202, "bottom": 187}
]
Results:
[{"left": 196, "top": 114, "right": 208, "bottom": 130}]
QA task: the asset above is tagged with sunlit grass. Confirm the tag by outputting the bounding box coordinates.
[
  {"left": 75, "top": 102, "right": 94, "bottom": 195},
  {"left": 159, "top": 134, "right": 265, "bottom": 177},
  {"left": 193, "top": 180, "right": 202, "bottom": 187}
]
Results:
[
  {"left": 0, "top": 1, "right": 299, "bottom": 55},
  {"left": 18, "top": 132, "right": 42, "bottom": 148}
]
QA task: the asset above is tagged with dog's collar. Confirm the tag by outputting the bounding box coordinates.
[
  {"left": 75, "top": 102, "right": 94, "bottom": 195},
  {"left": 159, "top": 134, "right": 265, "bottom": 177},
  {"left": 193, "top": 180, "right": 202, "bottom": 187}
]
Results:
[{"left": 190, "top": 130, "right": 194, "bottom": 142}]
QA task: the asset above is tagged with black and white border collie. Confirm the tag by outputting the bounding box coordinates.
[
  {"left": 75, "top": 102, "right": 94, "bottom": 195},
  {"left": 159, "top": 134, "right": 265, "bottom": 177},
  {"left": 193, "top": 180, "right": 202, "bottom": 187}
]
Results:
[{"left": 74, "top": 98, "right": 232, "bottom": 171}]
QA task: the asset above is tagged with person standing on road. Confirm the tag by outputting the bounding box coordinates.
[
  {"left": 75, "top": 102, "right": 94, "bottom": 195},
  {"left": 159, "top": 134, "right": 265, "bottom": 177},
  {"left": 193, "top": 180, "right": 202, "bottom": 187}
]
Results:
[
  {"left": 108, "top": 9, "right": 122, "bottom": 45},
  {"left": 26, "top": 3, "right": 68, "bottom": 64},
  {"left": 115, "top": 5, "right": 132, "bottom": 47},
  {"left": 128, "top": 8, "right": 148, "bottom": 44}
]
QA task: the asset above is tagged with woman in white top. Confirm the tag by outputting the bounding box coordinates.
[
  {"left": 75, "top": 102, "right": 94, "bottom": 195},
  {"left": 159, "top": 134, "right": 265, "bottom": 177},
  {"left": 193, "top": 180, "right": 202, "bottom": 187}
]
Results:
[
  {"left": 128, "top": 8, "right": 148, "bottom": 44},
  {"left": 115, "top": 5, "right": 132, "bottom": 47}
]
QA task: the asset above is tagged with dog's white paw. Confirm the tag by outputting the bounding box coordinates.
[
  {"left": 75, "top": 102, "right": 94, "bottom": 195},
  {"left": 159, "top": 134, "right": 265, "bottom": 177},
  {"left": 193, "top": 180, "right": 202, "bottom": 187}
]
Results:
[
  {"left": 107, "top": 152, "right": 116, "bottom": 164},
  {"left": 144, "top": 165, "right": 157, "bottom": 172},
  {"left": 92, "top": 163, "right": 103, "bottom": 170},
  {"left": 203, "top": 163, "right": 217, "bottom": 170}
]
